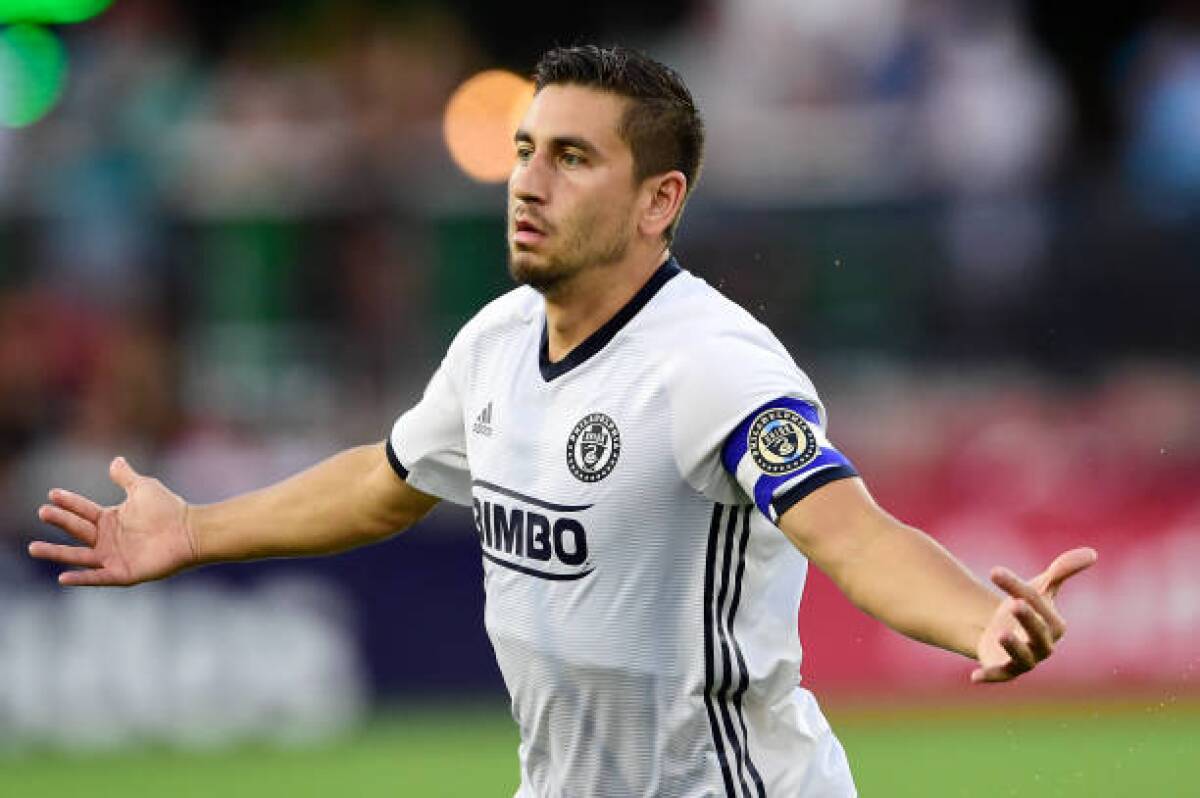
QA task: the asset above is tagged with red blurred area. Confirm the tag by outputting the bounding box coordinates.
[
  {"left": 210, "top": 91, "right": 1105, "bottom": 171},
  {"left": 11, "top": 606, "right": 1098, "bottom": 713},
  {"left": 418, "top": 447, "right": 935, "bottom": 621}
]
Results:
[{"left": 802, "top": 368, "right": 1200, "bottom": 696}]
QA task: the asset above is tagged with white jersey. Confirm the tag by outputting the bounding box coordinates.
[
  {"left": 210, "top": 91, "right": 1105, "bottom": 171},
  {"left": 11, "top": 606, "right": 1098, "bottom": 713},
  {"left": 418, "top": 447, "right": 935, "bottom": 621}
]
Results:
[{"left": 389, "top": 258, "right": 859, "bottom": 797}]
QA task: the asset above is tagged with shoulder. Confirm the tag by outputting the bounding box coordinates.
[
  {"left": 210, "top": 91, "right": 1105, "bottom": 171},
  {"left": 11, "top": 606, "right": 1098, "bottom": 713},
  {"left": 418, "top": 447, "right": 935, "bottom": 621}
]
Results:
[
  {"left": 648, "top": 269, "right": 800, "bottom": 376},
  {"left": 462, "top": 284, "right": 541, "bottom": 337},
  {"left": 447, "top": 285, "right": 541, "bottom": 356},
  {"left": 647, "top": 268, "right": 823, "bottom": 426},
  {"left": 647, "top": 269, "right": 825, "bottom": 499}
]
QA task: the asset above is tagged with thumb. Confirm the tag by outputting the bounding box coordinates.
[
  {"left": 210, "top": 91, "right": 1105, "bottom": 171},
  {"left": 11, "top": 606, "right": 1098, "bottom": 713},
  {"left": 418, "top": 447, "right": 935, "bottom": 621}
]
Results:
[
  {"left": 1037, "top": 547, "right": 1099, "bottom": 598},
  {"left": 109, "top": 456, "right": 141, "bottom": 492}
]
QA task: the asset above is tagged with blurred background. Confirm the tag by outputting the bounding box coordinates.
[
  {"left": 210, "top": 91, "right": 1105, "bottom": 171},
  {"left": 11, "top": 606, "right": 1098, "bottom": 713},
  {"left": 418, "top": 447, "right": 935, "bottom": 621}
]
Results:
[{"left": 1, "top": 0, "right": 1197, "bottom": 795}]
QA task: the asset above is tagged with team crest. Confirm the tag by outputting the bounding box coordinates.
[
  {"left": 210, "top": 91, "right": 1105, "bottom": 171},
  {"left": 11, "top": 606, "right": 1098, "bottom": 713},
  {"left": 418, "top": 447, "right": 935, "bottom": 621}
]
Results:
[
  {"left": 567, "top": 413, "right": 621, "bottom": 482},
  {"left": 747, "top": 408, "right": 818, "bottom": 475}
]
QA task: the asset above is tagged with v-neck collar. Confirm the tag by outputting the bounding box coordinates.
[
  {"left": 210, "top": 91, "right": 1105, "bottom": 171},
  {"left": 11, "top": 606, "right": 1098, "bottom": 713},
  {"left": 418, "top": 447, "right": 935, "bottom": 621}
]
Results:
[{"left": 538, "top": 257, "right": 682, "bottom": 382}]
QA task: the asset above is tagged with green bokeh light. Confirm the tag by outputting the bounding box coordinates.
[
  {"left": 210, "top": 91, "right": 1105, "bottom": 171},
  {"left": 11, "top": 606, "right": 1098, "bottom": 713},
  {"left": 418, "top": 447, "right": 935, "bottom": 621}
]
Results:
[
  {"left": 0, "top": 0, "right": 112, "bottom": 24},
  {"left": 0, "top": 24, "right": 67, "bottom": 127}
]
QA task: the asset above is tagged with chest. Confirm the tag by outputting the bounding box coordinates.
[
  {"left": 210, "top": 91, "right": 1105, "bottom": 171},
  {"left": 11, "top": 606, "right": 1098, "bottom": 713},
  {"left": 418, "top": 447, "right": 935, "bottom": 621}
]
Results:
[{"left": 461, "top": 328, "right": 674, "bottom": 507}]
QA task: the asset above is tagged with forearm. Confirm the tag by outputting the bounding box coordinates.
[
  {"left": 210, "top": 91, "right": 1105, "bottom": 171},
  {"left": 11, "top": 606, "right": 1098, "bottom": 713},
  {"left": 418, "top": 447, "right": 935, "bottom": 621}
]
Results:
[
  {"left": 189, "top": 443, "right": 432, "bottom": 563},
  {"left": 781, "top": 479, "right": 1000, "bottom": 659},
  {"left": 819, "top": 518, "right": 1000, "bottom": 658}
]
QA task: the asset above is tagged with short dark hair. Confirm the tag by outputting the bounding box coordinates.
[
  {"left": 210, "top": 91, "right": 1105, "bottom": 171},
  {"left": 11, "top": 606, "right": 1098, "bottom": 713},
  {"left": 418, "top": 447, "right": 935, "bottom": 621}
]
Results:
[{"left": 533, "top": 45, "right": 705, "bottom": 243}]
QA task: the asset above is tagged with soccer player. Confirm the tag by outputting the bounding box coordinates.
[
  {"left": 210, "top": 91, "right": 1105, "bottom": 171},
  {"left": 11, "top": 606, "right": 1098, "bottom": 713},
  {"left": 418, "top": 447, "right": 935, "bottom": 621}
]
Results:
[{"left": 29, "top": 45, "right": 1096, "bottom": 797}]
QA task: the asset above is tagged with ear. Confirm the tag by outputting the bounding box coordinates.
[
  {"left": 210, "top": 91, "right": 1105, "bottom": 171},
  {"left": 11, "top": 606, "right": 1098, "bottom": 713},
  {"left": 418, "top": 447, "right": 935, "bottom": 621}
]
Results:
[{"left": 638, "top": 171, "right": 688, "bottom": 239}]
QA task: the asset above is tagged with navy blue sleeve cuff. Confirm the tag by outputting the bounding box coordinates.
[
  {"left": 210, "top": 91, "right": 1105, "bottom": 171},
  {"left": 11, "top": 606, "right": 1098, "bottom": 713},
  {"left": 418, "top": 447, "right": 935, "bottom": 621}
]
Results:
[
  {"left": 385, "top": 439, "right": 409, "bottom": 480},
  {"left": 770, "top": 464, "right": 859, "bottom": 521}
]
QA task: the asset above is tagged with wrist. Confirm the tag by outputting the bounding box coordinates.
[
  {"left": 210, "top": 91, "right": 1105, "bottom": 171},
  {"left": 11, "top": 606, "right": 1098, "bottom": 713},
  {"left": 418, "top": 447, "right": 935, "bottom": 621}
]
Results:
[
  {"left": 182, "top": 502, "right": 204, "bottom": 566},
  {"left": 966, "top": 595, "right": 1005, "bottom": 659}
]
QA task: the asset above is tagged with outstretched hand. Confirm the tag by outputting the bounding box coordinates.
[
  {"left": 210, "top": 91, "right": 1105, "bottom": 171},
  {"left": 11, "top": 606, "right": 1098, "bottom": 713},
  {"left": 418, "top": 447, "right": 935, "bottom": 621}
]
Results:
[
  {"left": 972, "top": 547, "right": 1099, "bottom": 683},
  {"left": 28, "top": 457, "right": 197, "bottom": 587}
]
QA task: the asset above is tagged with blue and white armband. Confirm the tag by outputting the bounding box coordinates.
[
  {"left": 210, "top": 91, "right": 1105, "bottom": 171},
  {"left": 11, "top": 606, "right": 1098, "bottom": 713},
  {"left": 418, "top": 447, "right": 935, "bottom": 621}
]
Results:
[{"left": 720, "top": 397, "right": 858, "bottom": 523}]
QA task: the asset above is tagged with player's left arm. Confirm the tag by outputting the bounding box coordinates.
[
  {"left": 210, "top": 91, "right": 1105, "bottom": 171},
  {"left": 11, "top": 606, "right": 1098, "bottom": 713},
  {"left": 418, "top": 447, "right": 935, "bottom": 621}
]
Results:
[{"left": 777, "top": 478, "right": 1098, "bottom": 683}]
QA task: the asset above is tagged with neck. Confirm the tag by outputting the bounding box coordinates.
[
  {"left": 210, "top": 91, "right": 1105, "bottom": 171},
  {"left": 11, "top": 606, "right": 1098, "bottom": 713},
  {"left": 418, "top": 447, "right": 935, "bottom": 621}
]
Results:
[{"left": 543, "top": 246, "right": 671, "bottom": 363}]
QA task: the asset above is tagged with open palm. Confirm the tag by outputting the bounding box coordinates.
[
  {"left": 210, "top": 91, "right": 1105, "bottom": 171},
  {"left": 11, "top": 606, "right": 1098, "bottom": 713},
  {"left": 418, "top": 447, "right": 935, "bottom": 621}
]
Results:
[
  {"left": 972, "top": 547, "right": 1098, "bottom": 683},
  {"left": 28, "top": 457, "right": 197, "bottom": 587}
]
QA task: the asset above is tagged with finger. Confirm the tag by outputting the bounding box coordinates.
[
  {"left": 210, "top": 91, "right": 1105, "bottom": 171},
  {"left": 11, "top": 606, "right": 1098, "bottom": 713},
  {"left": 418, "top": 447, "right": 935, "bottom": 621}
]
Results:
[
  {"left": 971, "top": 634, "right": 1036, "bottom": 684},
  {"left": 992, "top": 568, "right": 1067, "bottom": 639},
  {"left": 971, "top": 663, "right": 1019, "bottom": 684},
  {"left": 58, "top": 568, "right": 127, "bottom": 588},
  {"left": 49, "top": 489, "right": 102, "bottom": 524},
  {"left": 1012, "top": 600, "right": 1054, "bottom": 660},
  {"left": 109, "top": 456, "right": 141, "bottom": 493},
  {"left": 37, "top": 504, "right": 98, "bottom": 546},
  {"left": 1000, "top": 631, "right": 1036, "bottom": 673},
  {"left": 27, "top": 541, "right": 102, "bottom": 568},
  {"left": 1039, "top": 547, "right": 1099, "bottom": 598}
]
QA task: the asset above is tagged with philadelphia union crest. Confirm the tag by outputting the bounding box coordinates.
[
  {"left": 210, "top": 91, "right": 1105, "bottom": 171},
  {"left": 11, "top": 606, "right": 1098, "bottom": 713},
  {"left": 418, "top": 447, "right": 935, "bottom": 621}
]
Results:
[
  {"left": 567, "top": 413, "right": 621, "bottom": 482},
  {"left": 748, "top": 407, "right": 818, "bottom": 475}
]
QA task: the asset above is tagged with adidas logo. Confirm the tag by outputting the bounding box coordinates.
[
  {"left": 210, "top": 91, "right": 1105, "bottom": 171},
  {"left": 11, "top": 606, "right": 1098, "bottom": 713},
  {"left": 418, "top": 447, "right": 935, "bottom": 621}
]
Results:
[{"left": 473, "top": 401, "right": 494, "bottom": 437}]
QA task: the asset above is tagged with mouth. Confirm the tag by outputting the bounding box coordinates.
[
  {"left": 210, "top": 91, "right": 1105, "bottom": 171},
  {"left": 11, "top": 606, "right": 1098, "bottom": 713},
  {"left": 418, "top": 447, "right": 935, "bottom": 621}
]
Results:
[{"left": 513, "top": 217, "right": 548, "bottom": 247}]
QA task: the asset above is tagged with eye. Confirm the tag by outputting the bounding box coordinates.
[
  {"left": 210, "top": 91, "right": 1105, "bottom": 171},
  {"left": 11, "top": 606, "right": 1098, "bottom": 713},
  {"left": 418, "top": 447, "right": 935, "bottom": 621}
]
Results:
[
  {"left": 560, "top": 150, "right": 585, "bottom": 168},
  {"left": 515, "top": 144, "right": 533, "bottom": 162}
]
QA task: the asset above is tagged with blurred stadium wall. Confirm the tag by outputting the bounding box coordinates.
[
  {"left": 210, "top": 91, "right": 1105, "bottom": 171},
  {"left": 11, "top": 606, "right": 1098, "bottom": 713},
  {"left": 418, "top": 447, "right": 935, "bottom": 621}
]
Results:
[{"left": 1, "top": 0, "right": 1197, "bottom": 748}]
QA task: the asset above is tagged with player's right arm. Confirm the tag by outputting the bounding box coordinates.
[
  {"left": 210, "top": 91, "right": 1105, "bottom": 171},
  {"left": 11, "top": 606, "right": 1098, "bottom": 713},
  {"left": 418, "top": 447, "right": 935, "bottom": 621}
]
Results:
[{"left": 28, "top": 442, "right": 439, "bottom": 587}]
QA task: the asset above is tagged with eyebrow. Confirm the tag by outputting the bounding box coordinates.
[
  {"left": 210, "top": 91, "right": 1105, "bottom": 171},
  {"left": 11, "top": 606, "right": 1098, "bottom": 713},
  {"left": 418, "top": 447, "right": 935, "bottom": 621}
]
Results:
[{"left": 514, "top": 129, "right": 600, "bottom": 157}]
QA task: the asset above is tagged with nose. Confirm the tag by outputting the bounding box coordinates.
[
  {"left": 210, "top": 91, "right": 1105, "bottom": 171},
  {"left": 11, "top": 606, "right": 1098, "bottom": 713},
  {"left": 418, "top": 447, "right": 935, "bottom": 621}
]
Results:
[{"left": 509, "top": 152, "right": 548, "bottom": 206}]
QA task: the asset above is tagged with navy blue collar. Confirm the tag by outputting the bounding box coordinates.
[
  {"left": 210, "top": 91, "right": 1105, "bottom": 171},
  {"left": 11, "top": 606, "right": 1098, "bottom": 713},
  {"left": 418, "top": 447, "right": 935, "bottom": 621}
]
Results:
[{"left": 539, "top": 257, "right": 682, "bottom": 382}]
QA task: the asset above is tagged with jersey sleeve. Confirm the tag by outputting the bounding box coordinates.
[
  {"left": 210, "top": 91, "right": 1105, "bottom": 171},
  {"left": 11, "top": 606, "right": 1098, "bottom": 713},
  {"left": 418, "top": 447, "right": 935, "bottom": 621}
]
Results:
[
  {"left": 667, "top": 320, "right": 856, "bottom": 520},
  {"left": 720, "top": 396, "right": 857, "bottom": 523},
  {"left": 387, "top": 352, "right": 472, "bottom": 507}
]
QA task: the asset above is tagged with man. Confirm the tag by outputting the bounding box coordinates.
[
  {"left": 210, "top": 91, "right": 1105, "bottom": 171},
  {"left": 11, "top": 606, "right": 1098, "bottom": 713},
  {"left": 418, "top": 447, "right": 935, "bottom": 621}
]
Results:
[{"left": 30, "top": 45, "right": 1096, "bottom": 797}]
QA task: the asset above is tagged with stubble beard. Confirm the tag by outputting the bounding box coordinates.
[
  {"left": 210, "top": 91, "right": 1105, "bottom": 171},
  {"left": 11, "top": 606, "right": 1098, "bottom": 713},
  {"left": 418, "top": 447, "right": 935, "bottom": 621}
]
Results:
[{"left": 508, "top": 210, "right": 631, "bottom": 297}]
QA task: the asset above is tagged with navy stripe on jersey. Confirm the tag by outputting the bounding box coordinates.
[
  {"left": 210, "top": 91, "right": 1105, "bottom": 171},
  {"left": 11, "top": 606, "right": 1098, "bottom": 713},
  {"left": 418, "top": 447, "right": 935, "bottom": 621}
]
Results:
[
  {"left": 715, "top": 506, "right": 751, "bottom": 797},
  {"left": 539, "top": 256, "right": 681, "bottom": 381},
  {"left": 385, "top": 439, "right": 409, "bottom": 480},
  {"left": 728, "top": 506, "right": 767, "bottom": 796},
  {"left": 721, "top": 395, "right": 857, "bottom": 522},
  {"left": 704, "top": 504, "right": 766, "bottom": 798},
  {"left": 703, "top": 505, "right": 738, "bottom": 797}
]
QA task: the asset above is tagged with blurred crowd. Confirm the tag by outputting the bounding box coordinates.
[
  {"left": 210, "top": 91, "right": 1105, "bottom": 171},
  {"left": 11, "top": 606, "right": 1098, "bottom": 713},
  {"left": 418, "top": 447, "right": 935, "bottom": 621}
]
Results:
[{"left": 2, "top": 0, "right": 1199, "bottom": 570}]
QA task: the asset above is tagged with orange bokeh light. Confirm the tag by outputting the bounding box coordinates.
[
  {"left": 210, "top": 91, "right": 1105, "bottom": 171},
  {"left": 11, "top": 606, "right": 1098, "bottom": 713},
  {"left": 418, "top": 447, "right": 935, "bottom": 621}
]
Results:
[{"left": 443, "top": 69, "right": 535, "bottom": 184}]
